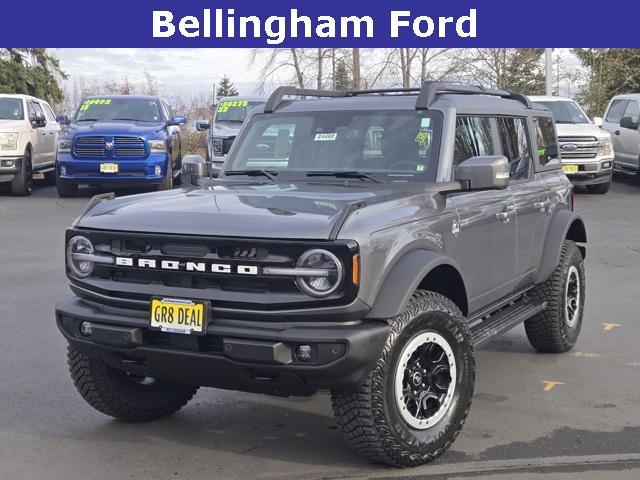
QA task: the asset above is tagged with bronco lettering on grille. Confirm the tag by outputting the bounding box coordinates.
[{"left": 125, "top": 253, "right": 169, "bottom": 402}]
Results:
[{"left": 114, "top": 257, "right": 259, "bottom": 275}]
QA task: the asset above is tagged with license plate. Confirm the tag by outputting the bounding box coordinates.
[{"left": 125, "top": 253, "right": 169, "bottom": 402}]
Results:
[
  {"left": 562, "top": 164, "right": 579, "bottom": 174},
  {"left": 150, "top": 297, "right": 208, "bottom": 335},
  {"left": 100, "top": 163, "right": 119, "bottom": 173}
]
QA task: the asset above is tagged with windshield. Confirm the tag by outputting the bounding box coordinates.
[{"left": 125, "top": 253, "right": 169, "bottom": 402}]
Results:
[
  {"left": 538, "top": 100, "right": 589, "bottom": 124},
  {"left": 0, "top": 98, "right": 24, "bottom": 120},
  {"left": 215, "top": 100, "right": 264, "bottom": 123},
  {"left": 225, "top": 110, "right": 442, "bottom": 182},
  {"left": 75, "top": 97, "right": 164, "bottom": 123}
]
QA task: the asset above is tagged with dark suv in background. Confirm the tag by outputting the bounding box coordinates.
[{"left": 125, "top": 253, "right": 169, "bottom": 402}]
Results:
[{"left": 56, "top": 83, "right": 586, "bottom": 467}]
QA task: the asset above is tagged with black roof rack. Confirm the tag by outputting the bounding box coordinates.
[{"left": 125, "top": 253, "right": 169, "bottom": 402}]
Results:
[{"left": 263, "top": 82, "right": 531, "bottom": 113}]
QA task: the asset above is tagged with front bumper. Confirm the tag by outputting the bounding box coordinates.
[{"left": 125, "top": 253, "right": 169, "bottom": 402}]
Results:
[
  {"left": 0, "top": 156, "right": 22, "bottom": 182},
  {"left": 563, "top": 158, "right": 613, "bottom": 186},
  {"left": 56, "top": 296, "right": 389, "bottom": 396},
  {"left": 56, "top": 152, "right": 169, "bottom": 184}
]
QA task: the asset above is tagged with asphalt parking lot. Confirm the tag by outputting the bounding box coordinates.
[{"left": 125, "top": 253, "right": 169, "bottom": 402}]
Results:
[{"left": 1, "top": 177, "right": 639, "bottom": 480}]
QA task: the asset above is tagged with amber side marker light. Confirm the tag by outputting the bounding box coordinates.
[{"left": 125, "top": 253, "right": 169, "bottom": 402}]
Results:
[{"left": 352, "top": 254, "right": 360, "bottom": 285}]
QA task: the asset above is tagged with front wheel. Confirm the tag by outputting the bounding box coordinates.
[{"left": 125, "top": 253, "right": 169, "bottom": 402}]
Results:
[
  {"left": 10, "top": 150, "right": 33, "bottom": 196},
  {"left": 157, "top": 166, "right": 173, "bottom": 191},
  {"left": 331, "top": 291, "right": 475, "bottom": 467},
  {"left": 56, "top": 175, "right": 78, "bottom": 197},
  {"left": 68, "top": 347, "right": 198, "bottom": 422}
]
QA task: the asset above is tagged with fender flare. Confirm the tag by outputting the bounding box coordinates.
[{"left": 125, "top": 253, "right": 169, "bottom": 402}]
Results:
[
  {"left": 366, "top": 250, "right": 466, "bottom": 319},
  {"left": 535, "top": 209, "right": 586, "bottom": 283}
]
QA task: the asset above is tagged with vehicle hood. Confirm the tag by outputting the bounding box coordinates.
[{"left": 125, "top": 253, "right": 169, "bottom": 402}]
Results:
[
  {"left": 64, "top": 121, "right": 166, "bottom": 138},
  {"left": 76, "top": 182, "right": 439, "bottom": 240},
  {"left": 0, "top": 120, "right": 26, "bottom": 132},
  {"left": 209, "top": 122, "right": 243, "bottom": 138},
  {"left": 555, "top": 122, "right": 611, "bottom": 140}
]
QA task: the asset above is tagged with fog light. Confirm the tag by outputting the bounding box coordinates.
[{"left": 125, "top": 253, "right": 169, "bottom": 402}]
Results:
[
  {"left": 602, "top": 161, "right": 612, "bottom": 169},
  {"left": 80, "top": 321, "right": 93, "bottom": 337},
  {"left": 295, "top": 345, "right": 313, "bottom": 362},
  {"left": 60, "top": 166, "right": 67, "bottom": 176},
  {"left": 2, "top": 160, "right": 14, "bottom": 168},
  {"left": 155, "top": 165, "right": 162, "bottom": 176}
]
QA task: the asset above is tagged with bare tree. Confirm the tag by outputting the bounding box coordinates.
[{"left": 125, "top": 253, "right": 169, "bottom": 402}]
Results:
[
  {"left": 249, "top": 49, "right": 306, "bottom": 91},
  {"left": 352, "top": 48, "right": 361, "bottom": 89}
]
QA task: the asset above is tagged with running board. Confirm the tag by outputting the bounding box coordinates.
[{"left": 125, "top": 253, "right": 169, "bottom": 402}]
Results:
[{"left": 470, "top": 300, "right": 546, "bottom": 347}]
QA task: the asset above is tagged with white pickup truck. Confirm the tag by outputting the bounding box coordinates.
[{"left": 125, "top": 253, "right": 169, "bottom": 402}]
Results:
[
  {"left": 531, "top": 96, "right": 614, "bottom": 194},
  {"left": 0, "top": 94, "right": 60, "bottom": 195}
]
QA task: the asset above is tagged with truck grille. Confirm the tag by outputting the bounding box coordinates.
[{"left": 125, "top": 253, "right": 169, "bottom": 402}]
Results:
[
  {"left": 558, "top": 136, "right": 600, "bottom": 160},
  {"left": 73, "top": 135, "right": 148, "bottom": 159},
  {"left": 67, "top": 230, "right": 358, "bottom": 313}
]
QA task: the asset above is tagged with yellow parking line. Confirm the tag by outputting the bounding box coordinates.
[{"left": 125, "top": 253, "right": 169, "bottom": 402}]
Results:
[
  {"left": 602, "top": 323, "right": 621, "bottom": 332},
  {"left": 543, "top": 381, "right": 564, "bottom": 392},
  {"left": 574, "top": 351, "right": 601, "bottom": 358}
]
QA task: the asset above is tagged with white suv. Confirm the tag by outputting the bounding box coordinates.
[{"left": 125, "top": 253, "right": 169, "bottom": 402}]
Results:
[
  {"left": 531, "top": 96, "right": 614, "bottom": 194},
  {"left": 0, "top": 94, "right": 60, "bottom": 195}
]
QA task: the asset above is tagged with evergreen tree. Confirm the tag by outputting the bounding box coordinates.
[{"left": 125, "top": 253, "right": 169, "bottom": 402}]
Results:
[
  {"left": 334, "top": 60, "right": 352, "bottom": 91},
  {"left": 216, "top": 75, "right": 239, "bottom": 98},
  {"left": 0, "top": 49, "right": 67, "bottom": 103}
]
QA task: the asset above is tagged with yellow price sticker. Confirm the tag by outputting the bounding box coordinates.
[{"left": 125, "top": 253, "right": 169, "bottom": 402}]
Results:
[{"left": 415, "top": 130, "right": 431, "bottom": 145}]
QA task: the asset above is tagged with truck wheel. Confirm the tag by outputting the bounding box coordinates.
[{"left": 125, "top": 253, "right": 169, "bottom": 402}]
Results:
[
  {"left": 56, "top": 175, "right": 78, "bottom": 198},
  {"left": 525, "top": 240, "right": 585, "bottom": 353},
  {"left": 68, "top": 347, "right": 198, "bottom": 423},
  {"left": 331, "top": 291, "right": 474, "bottom": 467},
  {"left": 157, "top": 167, "right": 173, "bottom": 191},
  {"left": 10, "top": 149, "right": 33, "bottom": 196},
  {"left": 586, "top": 181, "right": 610, "bottom": 194}
]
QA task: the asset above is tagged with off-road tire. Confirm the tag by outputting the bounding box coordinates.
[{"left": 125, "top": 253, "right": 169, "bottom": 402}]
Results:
[
  {"left": 56, "top": 175, "right": 78, "bottom": 197},
  {"left": 10, "top": 149, "right": 33, "bottom": 196},
  {"left": 331, "top": 291, "right": 475, "bottom": 467},
  {"left": 525, "top": 240, "right": 585, "bottom": 353},
  {"left": 586, "top": 181, "right": 610, "bottom": 194},
  {"left": 68, "top": 346, "right": 198, "bottom": 423}
]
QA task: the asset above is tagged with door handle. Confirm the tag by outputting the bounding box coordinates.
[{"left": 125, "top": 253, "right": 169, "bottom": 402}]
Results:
[
  {"left": 496, "top": 211, "right": 514, "bottom": 223},
  {"left": 615, "top": 130, "right": 620, "bottom": 135},
  {"left": 533, "top": 200, "right": 550, "bottom": 212}
]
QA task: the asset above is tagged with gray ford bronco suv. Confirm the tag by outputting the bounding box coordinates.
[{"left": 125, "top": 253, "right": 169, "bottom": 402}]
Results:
[{"left": 56, "top": 82, "right": 587, "bottom": 467}]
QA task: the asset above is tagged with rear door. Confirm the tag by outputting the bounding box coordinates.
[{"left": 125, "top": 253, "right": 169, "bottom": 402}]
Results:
[
  {"left": 602, "top": 98, "right": 630, "bottom": 166},
  {"left": 618, "top": 100, "right": 640, "bottom": 169},
  {"left": 450, "top": 115, "right": 518, "bottom": 312}
]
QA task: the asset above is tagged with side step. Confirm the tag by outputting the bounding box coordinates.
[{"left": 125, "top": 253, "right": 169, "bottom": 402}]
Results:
[{"left": 469, "top": 299, "right": 546, "bottom": 347}]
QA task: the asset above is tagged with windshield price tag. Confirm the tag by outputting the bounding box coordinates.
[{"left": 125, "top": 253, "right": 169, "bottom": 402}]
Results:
[
  {"left": 218, "top": 100, "right": 249, "bottom": 113},
  {"left": 80, "top": 99, "right": 112, "bottom": 111},
  {"left": 314, "top": 133, "right": 338, "bottom": 141}
]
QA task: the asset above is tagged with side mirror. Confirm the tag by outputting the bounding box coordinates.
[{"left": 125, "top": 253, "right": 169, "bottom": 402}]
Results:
[
  {"left": 620, "top": 116, "right": 640, "bottom": 130},
  {"left": 196, "top": 120, "right": 210, "bottom": 131},
  {"left": 593, "top": 117, "right": 603, "bottom": 127},
  {"left": 181, "top": 154, "right": 207, "bottom": 186},
  {"left": 455, "top": 155, "right": 510, "bottom": 190},
  {"left": 169, "top": 115, "right": 186, "bottom": 126},
  {"left": 56, "top": 114, "right": 70, "bottom": 125}
]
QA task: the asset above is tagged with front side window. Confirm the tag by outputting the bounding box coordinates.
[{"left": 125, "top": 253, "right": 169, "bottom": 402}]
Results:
[
  {"left": 497, "top": 117, "right": 532, "bottom": 180},
  {"left": 622, "top": 101, "right": 640, "bottom": 124},
  {"left": 535, "top": 116, "right": 558, "bottom": 166},
  {"left": 0, "top": 98, "right": 24, "bottom": 120},
  {"left": 453, "top": 116, "right": 495, "bottom": 167},
  {"left": 216, "top": 101, "right": 264, "bottom": 123},
  {"left": 537, "top": 101, "right": 589, "bottom": 125},
  {"left": 75, "top": 98, "right": 164, "bottom": 123},
  {"left": 606, "top": 99, "right": 628, "bottom": 124},
  {"left": 226, "top": 111, "right": 443, "bottom": 182}
]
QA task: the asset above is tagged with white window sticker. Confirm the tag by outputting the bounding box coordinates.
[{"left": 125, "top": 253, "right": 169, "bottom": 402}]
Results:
[
  {"left": 314, "top": 133, "right": 338, "bottom": 141},
  {"left": 421, "top": 118, "right": 431, "bottom": 128}
]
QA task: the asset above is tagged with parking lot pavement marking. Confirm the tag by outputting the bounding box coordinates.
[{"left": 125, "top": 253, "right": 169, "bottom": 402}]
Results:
[
  {"left": 602, "top": 323, "right": 622, "bottom": 332},
  {"left": 543, "top": 381, "right": 564, "bottom": 392},
  {"left": 574, "top": 351, "right": 602, "bottom": 358}
]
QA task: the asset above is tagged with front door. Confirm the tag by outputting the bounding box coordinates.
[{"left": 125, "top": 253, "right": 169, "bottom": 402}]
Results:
[{"left": 618, "top": 100, "right": 640, "bottom": 169}]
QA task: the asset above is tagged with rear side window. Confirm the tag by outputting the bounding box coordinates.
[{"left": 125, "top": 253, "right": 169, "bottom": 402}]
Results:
[
  {"left": 43, "top": 103, "right": 56, "bottom": 122},
  {"left": 497, "top": 117, "right": 531, "bottom": 180},
  {"left": 622, "top": 101, "right": 640, "bottom": 124},
  {"left": 606, "top": 99, "right": 628, "bottom": 124},
  {"left": 534, "top": 116, "right": 558, "bottom": 166},
  {"left": 453, "top": 116, "right": 495, "bottom": 167}
]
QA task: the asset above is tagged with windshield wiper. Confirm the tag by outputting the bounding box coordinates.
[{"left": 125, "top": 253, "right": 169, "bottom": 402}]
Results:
[
  {"left": 224, "top": 169, "right": 278, "bottom": 180},
  {"left": 111, "top": 118, "right": 151, "bottom": 122},
  {"left": 77, "top": 118, "right": 99, "bottom": 122},
  {"left": 305, "top": 170, "right": 382, "bottom": 183}
]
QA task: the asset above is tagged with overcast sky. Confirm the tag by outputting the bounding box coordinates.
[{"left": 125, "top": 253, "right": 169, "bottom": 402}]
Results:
[{"left": 51, "top": 49, "right": 272, "bottom": 99}]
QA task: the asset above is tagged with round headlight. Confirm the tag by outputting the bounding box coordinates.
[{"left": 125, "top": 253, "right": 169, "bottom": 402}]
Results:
[
  {"left": 295, "top": 249, "right": 343, "bottom": 297},
  {"left": 67, "top": 235, "right": 95, "bottom": 278}
]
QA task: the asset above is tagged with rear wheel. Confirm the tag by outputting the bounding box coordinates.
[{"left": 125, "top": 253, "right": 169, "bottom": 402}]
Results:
[
  {"left": 525, "top": 240, "right": 585, "bottom": 352},
  {"left": 10, "top": 149, "right": 33, "bottom": 196},
  {"left": 331, "top": 291, "right": 474, "bottom": 467},
  {"left": 68, "top": 347, "right": 198, "bottom": 422},
  {"left": 586, "top": 181, "right": 610, "bottom": 194}
]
